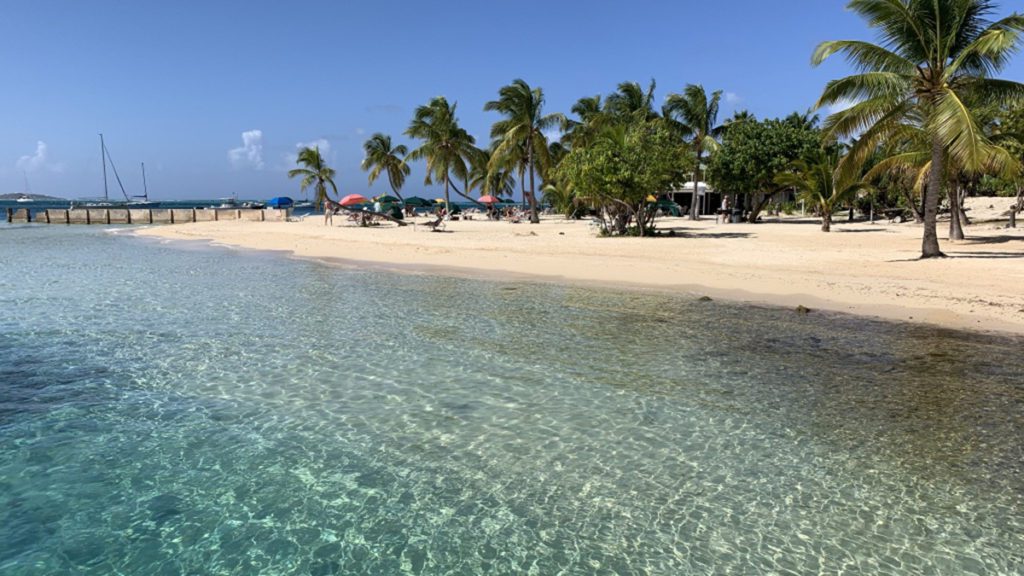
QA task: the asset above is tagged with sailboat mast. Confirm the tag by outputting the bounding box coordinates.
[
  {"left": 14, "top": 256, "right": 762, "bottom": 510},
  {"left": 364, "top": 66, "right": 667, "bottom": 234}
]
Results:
[
  {"left": 100, "top": 133, "right": 109, "bottom": 201},
  {"left": 141, "top": 162, "right": 148, "bottom": 201}
]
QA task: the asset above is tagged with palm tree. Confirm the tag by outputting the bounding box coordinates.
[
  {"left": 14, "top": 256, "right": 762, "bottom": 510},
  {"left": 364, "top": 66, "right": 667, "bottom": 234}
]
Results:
[
  {"left": 813, "top": 0, "right": 1024, "bottom": 258},
  {"left": 287, "top": 146, "right": 337, "bottom": 211},
  {"left": 485, "top": 79, "right": 565, "bottom": 224},
  {"left": 562, "top": 95, "right": 607, "bottom": 148},
  {"left": 665, "top": 84, "right": 726, "bottom": 220},
  {"left": 405, "top": 97, "right": 479, "bottom": 215},
  {"left": 361, "top": 133, "right": 410, "bottom": 200},
  {"left": 776, "top": 147, "right": 871, "bottom": 232},
  {"left": 606, "top": 80, "right": 659, "bottom": 122},
  {"left": 468, "top": 148, "right": 516, "bottom": 198}
]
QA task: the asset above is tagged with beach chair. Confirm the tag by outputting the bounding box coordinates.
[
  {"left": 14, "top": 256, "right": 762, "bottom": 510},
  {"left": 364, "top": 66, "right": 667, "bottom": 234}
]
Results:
[{"left": 418, "top": 215, "right": 446, "bottom": 232}]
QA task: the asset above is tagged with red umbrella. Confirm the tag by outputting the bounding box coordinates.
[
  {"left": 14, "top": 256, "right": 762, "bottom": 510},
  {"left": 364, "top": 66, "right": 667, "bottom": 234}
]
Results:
[
  {"left": 339, "top": 194, "right": 368, "bottom": 207},
  {"left": 478, "top": 195, "right": 500, "bottom": 204}
]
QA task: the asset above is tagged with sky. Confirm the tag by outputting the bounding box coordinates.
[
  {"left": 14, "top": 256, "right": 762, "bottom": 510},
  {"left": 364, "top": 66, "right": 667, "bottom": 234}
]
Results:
[{"left": 1, "top": 0, "right": 1022, "bottom": 201}]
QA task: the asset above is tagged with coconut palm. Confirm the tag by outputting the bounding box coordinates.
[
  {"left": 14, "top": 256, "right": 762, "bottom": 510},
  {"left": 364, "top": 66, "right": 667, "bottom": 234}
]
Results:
[
  {"left": 665, "top": 84, "right": 726, "bottom": 220},
  {"left": 468, "top": 148, "right": 516, "bottom": 198},
  {"left": 606, "top": 80, "right": 659, "bottom": 122},
  {"left": 776, "top": 147, "right": 872, "bottom": 232},
  {"left": 813, "top": 0, "right": 1024, "bottom": 258},
  {"left": 361, "top": 133, "right": 410, "bottom": 201},
  {"left": 405, "top": 97, "right": 479, "bottom": 215},
  {"left": 562, "top": 95, "right": 608, "bottom": 148},
  {"left": 287, "top": 146, "right": 337, "bottom": 210},
  {"left": 485, "top": 79, "right": 565, "bottom": 223}
]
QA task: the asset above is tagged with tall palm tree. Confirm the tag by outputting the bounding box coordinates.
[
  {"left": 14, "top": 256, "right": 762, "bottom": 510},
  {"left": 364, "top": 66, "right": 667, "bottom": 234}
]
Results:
[
  {"left": 606, "top": 80, "right": 659, "bottom": 122},
  {"left": 813, "top": 0, "right": 1024, "bottom": 258},
  {"left": 562, "top": 95, "right": 607, "bottom": 148},
  {"left": 361, "top": 133, "right": 410, "bottom": 200},
  {"left": 665, "top": 84, "right": 726, "bottom": 220},
  {"left": 405, "top": 97, "right": 479, "bottom": 215},
  {"left": 485, "top": 79, "right": 565, "bottom": 223},
  {"left": 287, "top": 146, "right": 337, "bottom": 210}
]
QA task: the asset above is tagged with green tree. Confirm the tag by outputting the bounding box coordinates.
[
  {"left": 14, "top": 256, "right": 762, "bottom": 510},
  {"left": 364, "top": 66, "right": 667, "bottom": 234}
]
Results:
[
  {"left": 405, "top": 97, "right": 479, "bottom": 215},
  {"left": 287, "top": 146, "right": 337, "bottom": 211},
  {"left": 485, "top": 79, "right": 565, "bottom": 223},
  {"left": 665, "top": 84, "right": 726, "bottom": 220},
  {"left": 361, "top": 133, "right": 410, "bottom": 201},
  {"left": 776, "top": 146, "right": 871, "bottom": 231},
  {"left": 557, "top": 120, "right": 689, "bottom": 235},
  {"left": 708, "top": 117, "right": 821, "bottom": 222},
  {"left": 813, "top": 0, "right": 1024, "bottom": 258}
]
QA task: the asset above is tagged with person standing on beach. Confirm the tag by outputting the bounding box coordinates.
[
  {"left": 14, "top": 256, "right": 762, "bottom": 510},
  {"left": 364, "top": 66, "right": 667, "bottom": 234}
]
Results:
[{"left": 324, "top": 200, "right": 334, "bottom": 226}]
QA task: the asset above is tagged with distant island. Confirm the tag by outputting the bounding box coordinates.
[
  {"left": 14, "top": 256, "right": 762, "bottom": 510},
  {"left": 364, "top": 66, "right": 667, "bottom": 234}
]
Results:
[{"left": 0, "top": 193, "right": 65, "bottom": 201}]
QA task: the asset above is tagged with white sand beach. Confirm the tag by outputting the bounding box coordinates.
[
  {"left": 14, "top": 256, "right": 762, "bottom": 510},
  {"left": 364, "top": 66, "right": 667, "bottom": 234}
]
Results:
[{"left": 136, "top": 204, "right": 1024, "bottom": 334}]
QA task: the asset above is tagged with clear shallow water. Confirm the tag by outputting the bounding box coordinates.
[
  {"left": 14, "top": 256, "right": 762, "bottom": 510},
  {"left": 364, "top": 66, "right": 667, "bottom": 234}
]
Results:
[{"left": 1, "top": 226, "right": 1022, "bottom": 575}]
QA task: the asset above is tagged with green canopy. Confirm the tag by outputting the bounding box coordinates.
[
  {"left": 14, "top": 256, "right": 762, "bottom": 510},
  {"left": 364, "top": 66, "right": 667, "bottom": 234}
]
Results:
[
  {"left": 374, "top": 195, "right": 402, "bottom": 204},
  {"left": 403, "top": 196, "right": 432, "bottom": 208}
]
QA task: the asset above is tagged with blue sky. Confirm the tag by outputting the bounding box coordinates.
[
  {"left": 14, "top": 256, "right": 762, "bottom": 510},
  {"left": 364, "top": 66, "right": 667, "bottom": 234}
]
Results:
[{"left": 2, "top": 1, "right": 1022, "bottom": 200}]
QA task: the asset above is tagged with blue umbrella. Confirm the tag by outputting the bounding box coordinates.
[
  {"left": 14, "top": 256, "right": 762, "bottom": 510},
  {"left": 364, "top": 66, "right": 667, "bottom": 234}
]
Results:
[{"left": 267, "top": 196, "right": 294, "bottom": 208}]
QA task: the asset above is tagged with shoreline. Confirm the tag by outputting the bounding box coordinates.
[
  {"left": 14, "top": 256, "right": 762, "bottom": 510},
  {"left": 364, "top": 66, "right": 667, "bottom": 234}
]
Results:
[{"left": 133, "top": 213, "right": 1024, "bottom": 335}]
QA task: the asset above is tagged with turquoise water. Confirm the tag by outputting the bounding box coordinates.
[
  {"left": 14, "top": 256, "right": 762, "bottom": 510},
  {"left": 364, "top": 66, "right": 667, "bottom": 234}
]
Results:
[{"left": 1, "top": 226, "right": 1022, "bottom": 575}]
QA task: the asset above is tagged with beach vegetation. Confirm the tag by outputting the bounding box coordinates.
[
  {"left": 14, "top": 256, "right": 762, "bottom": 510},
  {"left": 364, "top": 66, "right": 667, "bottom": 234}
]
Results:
[
  {"left": 776, "top": 145, "right": 873, "bottom": 231},
  {"left": 708, "top": 117, "right": 821, "bottom": 223},
  {"left": 287, "top": 146, "right": 338, "bottom": 210},
  {"left": 664, "top": 84, "right": 726, "bottom": 221},
  {"left": 557, "top": 119, "right": 690, "bottom": 235},
  {"left": 485, "top": 79, "right": 566, "bottom": 224},
  {"left": 405, "top": 97, "right": 481, "bottom": 216},
  {"left": 813, "top": 0, "right": 1024, "bottom": 257},
  {"left": 361, "top": 133, "right": 411, "bottom": 201}
]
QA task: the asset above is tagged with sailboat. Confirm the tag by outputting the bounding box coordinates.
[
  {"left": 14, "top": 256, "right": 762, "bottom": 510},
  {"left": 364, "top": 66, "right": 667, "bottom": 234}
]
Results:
[
  {"left": 85, "top": 134, "right": 158, "bottom": 207},
  {"left": 15, "top": 172, "right": 33, "bottom": 202}
]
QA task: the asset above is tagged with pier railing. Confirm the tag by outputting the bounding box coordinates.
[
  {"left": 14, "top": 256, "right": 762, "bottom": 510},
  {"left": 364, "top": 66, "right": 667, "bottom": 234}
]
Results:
[{"left": 6, "top": 207, "right": 291, "bottom": 225}]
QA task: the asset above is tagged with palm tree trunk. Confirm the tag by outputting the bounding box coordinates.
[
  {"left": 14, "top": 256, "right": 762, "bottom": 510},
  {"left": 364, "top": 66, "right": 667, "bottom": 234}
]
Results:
[
  {"left": 947, "top": 183, "right": 964, "bottom": 241},
  {"left": 526, "top": 137, "right": 539, "bottom": 224},
  {"left": 921, "top": 136, "right": 945, "bottom": 258},
  {"left": 443, "top": 173, "right": 451, "bottom": 216},
  {"left": 689, "top": 144, "right": 701, "bottom": 221},
  {"left": 821, "top": 209, "right": 831, "bottom": 232}
]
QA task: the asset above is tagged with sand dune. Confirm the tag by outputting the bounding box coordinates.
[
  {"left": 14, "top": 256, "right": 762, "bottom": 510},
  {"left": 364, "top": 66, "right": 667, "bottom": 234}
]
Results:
[{"left": 136, "top": 211, "right": 1024, "bottom": 334}]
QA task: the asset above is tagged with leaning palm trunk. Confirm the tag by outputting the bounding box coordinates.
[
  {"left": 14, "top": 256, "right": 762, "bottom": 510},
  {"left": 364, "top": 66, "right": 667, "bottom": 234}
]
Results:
[
  {"left": 922, "top": 136, "right": 945, "bottom": 258},
  {"left": 821, "top": 209, "right": 832, "bottom": 232}
]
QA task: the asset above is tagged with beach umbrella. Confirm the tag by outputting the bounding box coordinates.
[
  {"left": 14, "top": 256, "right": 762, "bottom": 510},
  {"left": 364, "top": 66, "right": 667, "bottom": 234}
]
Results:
[
  {"left": 646, "top": 194, "right": 658, "bottom": 202},
  {"left": 478, "top": 195, "right": 499, "bottom": 204},
  {"left": 434, "top": 198, "right": 446, "bottom": 204},
  {"left": 266, "top": 196, "right": 294, "bottom": 208},
  {"left": 374, "top": 195, "right": 401, "bottom": 203},
  {"left": 404, "top": 196, "right": 432, "bottom": 208},
  {"left": 340, "top": 194, "right": 369, "bottom": 207}
]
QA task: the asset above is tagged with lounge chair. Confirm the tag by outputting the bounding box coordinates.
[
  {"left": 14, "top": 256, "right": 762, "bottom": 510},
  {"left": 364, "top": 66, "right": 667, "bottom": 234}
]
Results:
[{"left": 418, "top": 215, "right": 446, "bottom": 232}]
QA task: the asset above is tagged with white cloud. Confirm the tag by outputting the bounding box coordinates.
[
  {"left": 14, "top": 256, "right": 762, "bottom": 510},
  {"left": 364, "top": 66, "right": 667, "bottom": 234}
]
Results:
[
  {"left": 281, "top": 138, "right": 331, "bottom": 169},
  {"left": 16, "top": 141, "right": 63, "bottom": 173},
  {"left": 228, "top": 129, "right": 264, "bottom": 169},
  {"left": 354, "top": 128, "right": 366, "bottom": 136},
  {"left": 724, "top": 92, "right": 741, "bottom": 104}
]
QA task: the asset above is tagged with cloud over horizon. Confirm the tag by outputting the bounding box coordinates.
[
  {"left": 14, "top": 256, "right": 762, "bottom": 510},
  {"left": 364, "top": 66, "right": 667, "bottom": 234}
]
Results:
[
  {"left": 16, "top": 141, "right": 63, "bottom": 173},
  {"left": 228, "top": 130, "right": 264, "bottom": 169}
]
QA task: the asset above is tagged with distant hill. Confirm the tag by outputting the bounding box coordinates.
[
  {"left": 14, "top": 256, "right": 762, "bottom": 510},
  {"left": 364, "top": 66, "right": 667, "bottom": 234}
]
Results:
[{"left": 0, "top": 193, "right": 65, "bottom": 201}]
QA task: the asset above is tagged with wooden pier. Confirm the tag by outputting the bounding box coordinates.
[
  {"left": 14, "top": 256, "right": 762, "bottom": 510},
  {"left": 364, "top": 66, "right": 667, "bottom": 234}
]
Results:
[{"left": 6, "top": 207, "right": 291, "bottom": 225}]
